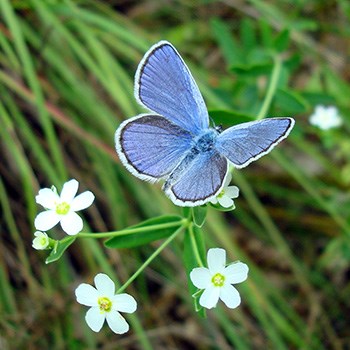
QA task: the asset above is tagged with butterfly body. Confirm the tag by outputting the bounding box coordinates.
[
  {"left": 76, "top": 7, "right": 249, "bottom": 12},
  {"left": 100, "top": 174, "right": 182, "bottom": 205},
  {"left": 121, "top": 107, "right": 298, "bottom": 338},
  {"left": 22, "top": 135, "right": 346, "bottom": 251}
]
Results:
[
  {"left": 192, "top": 128, "right": 219, "bottom": 153},
  {"left": 115, "top": 41, "right": 295, "bottom": 207},
  {"left": 163, "top": 128, "right": 223, "bottom": 192}
]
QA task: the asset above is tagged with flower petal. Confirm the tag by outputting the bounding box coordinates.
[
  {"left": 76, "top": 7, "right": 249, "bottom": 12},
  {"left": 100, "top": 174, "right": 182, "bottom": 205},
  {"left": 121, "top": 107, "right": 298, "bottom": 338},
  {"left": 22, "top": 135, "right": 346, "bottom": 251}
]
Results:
[
  {"left": 210, "top": 196, "right": 218, "bottom": 205},
  {"left": 94, "top": 273, "right": 115, "bottom": 297},
  {"left": 315, "top": 105, "right": 324, "bottom": 115},
  {"left": 112, "top": 293, "right": 137, "bottom": 313},
  {"left": 60, "top": 212, "right": 83, "bottom": 235},
  {"left": 36, "top": 188, "right": 59, "bottom": 209},
  {"left": 34, "top": 210, "right": 60, "bottom": 231},
  {"left": 70, "top": 191, "right": 95, "bottom": 212},
  {"left": 225, "top": 186, "right": 239, "bottom": 199},
  {"left": 219, "top": 284, "right": 241, "bottom": 309},
  {"left": 190, "top": 267, "right": 211, "bottom": 289},
  {"left": 224, "top": 262, "right": 249, "bottom": 284},
  {"left": 32, "top": 231, "right": 49, "bottom": 250},
  {"left": 218, "top": 195, "right": 233, "bottom": 208},
  {"left": 75, "top": 283, "right": 99, "bottom": 306},
  {"left": 60, "top": 179, "right": 79, "bottom": 203},
  {"left": 207, "top": 248, "right": 226, "bottom": 273},
  {"left": 85, "top": 307, "right": 105, "bottom": 332},
  {"left": 224, "top": 172, "right": 232, "bottom": 187},
  {"left": 106, "top": 310, "right": 129, "bottom": 334},
  {"left": 199, "top": 285, "right": 220, "bottom": 309},
  {"left": 327, "top": 106, "right": 338, "bottom": 116},
  {"left": 34, "top": 231, "right": 42, "bottom": 238}
]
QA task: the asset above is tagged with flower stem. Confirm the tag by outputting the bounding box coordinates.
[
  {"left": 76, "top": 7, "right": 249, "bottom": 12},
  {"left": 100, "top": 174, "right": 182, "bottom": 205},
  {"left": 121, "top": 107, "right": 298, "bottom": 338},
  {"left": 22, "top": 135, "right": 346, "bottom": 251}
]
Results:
[
  {"left": 116, "top": 225, "right": 185, "bottom": 293},
  {"left": 76, "top": 220, "right": 186, "bottom": 239},
  {"left": 189, "top": 223, "right": 204, "bottom": 267},
  {"left": 256, "top": 54, "right": 282, "bottom": 121}
]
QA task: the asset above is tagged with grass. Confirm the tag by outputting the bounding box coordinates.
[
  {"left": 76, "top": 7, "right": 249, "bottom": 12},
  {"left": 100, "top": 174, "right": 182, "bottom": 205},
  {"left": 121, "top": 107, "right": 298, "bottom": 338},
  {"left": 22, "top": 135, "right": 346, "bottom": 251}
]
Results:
[{"left": 0, "top": 0, "right": 349, "bottom": 349}]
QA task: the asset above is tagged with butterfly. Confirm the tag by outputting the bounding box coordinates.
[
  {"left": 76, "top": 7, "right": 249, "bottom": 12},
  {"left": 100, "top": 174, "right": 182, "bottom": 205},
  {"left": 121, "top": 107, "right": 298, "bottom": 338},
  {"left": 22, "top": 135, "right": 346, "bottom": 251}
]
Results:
[{"left": 115, "top": 41, "right": 295, "bottom": 207}]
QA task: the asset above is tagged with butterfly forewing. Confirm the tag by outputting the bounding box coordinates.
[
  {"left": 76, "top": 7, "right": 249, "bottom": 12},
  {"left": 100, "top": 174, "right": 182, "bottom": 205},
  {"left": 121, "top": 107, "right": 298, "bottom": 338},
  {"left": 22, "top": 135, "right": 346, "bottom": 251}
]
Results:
[
  {"left": 215, "top": 118, "right": 294, "bottom": 168},
  {"left": 135, "top": 41, "right": 209, "bottom": 135},
  {"left": 115, "top": 114, "right": 193, "bottom": 182}
]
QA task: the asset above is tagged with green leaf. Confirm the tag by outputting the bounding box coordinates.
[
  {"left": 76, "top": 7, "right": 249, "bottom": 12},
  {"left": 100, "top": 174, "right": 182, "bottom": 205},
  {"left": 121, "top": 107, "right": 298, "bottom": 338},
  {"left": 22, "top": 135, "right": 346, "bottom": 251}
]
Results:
[
  {"left": 209, "top": 109, "right": 254, "bottom": 127},
  {"left": 231, "top": 61, "right": 273, "bottom": 77},
  {"left": 210, "top": 18, "right": 242, "bottom": 66},
  {"left": 192, "top": 289, "right": 206, "bottom": 316},
  {"left": 231, "top": 47, "right": 274, "bottom": 77},
  {"left": 259, "top": 20, "right": 274, "bottom": 48},
  {"left": 45, "top": 237, "right": 76, "bottom": 264},
  {"left": 105, "top": 215, "right": 183, "bottom": 249},
  {"left": 191, "top": 206, "right": 207, "bottom": 228},
  {"left": 301, "top": 92, "right": 336, "bottom": 107},
  {"left": 240, "top": 18, "right": 256, "bottom": 53},
  {"left": 182, "top": 207, "right": 191, "bottom": 219},
  {"left": 273, "top": 29, "right": 290, "bottom": 52},
  {"left": 274, "top": 88, "right": 309, "bottom": 114},
  {"left": 209, "top": 202, "right": 236, "bottom": 212}
]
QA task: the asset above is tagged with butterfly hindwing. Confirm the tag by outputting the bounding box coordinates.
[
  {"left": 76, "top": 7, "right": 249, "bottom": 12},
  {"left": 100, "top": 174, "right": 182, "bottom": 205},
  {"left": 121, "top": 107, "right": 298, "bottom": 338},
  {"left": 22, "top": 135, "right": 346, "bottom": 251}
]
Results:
[
  {"left": 164, "top": 149, "right": 228, "bottom": 207},
  {"left": 135, "top": 41, "right": 209, "bottom": 135},
  {"left": 215, "top": 118, "right": 294, "bottom": 168},
  {"left": 115, "top": 114, "right": 193, "bottom": 181}
]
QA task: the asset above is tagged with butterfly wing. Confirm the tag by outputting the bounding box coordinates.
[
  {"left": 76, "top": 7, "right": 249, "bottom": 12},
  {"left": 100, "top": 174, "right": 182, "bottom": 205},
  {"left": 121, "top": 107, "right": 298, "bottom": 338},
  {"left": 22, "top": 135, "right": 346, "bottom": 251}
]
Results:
[
  {"left": 115, "top": 114, "right": 193, "bottom": 182},
  {"left": 215, "top": 117, "right": 294, "bottom": 168},
  {"left": 164, "top": 150, "right": 228, "bottom": 207},
  {"left": 135, "top": 41, "right": 209, "bottom": 134}
]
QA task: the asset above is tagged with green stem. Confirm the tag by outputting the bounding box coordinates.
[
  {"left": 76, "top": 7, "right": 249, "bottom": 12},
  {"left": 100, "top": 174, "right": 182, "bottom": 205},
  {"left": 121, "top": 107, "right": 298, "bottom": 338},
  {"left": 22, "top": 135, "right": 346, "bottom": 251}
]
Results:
[
  {"left": 189, "top": 223, "right": 204, "bottom": 267},
  {"left": 256, "top": 54, "right": 282, "bottom": 120},
  {"left": 116, "top": 225, "right": 185, "bottom": 293},
  {"left": 76, "top": 220, "right": 186, "bottom": 239}
]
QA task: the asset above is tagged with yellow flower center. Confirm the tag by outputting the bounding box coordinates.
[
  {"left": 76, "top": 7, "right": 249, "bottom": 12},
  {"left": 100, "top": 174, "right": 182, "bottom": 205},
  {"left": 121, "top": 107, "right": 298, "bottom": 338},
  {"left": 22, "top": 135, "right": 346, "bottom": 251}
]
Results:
[
  {"left": 40, "top": 237, "right": 48, "bottom": 246},
  {"left": 98, "top": 297, "right": 112, "bottom": 313},
  {"left": 217, "top": 190, "right": 225, "bottom": 198},
  {"left": 212, "top": 273, "right": 225, "bottom": 287},
  {"left": 56, "top": 202, "right": 70, "bottom": 215}
]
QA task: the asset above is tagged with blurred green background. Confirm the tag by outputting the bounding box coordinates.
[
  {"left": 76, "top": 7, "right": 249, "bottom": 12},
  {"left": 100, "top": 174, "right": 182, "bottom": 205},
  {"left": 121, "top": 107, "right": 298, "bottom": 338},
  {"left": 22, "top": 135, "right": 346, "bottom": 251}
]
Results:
[{"left": 1, "top": 0, "right": 349, "bottom": 349}]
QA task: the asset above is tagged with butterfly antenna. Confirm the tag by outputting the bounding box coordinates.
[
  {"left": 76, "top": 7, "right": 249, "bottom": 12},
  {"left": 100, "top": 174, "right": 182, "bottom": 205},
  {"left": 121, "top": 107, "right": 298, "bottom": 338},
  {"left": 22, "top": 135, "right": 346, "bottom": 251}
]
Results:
[{"left": 209, "top": 116, "right": 216, "bottom": 128}]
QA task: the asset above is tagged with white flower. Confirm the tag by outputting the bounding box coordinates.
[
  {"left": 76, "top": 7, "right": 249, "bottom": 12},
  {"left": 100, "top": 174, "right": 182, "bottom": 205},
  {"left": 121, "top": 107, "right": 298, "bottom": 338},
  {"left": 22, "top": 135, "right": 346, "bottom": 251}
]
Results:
[
  {"left": 210, "top": 173, "right": 239, "bottom": 208},
  {"left": 32, "top": 231, "right": 49, "bottom": 250},
  {"left": 34, "top": 179, "right": 95, "bottom": 236},
  {"left": 309, "top": 105, "right": 342, "bottom": 130},
  {"left": 190, "top": 248, "right": 248, "bottom": 309},
  {"left": 75, "top": 273, "right": 137, "bottom": 334}
]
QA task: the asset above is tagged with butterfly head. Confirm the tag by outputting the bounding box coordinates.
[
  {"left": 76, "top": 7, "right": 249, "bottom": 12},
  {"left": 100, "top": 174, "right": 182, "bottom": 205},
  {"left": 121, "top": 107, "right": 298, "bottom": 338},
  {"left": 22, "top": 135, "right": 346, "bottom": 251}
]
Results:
[{"left": 215, "top": 125, "right": 223, "bottom": 134}]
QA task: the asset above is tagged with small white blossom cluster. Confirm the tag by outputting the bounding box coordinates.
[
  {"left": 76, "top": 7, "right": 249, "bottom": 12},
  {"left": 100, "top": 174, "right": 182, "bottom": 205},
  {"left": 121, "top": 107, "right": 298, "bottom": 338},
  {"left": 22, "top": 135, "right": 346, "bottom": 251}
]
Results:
[
  {"left": 73, "top": 248, "right": 249, "bottom": 334},
  {"left": 210, "top": 173, "right": 239, "bottom": 209},
  {"left": 32, "top": 179, "right": 95, "bottom": 251},
  {"left": 35, "top": 179, "right": 95, "bottom": 236},
  {"left": 309, "top": 105, "right": 342, "bottom": 130},
  {"left": 75, "top": 274, "right": 137, "bottom": 334},
  {"left": 32, "top": 231, "right": 50, "bottom": 250},
  {"left": 32, "top": 180, "right": 248, "bottom": 336},
  {"left": 190, "top": 248, "right": 248, "bottom": 309}
]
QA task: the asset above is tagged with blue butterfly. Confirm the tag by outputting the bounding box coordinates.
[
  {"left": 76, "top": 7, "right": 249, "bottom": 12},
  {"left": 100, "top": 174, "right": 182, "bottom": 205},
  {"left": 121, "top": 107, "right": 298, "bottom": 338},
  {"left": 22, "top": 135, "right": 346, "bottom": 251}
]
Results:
[{"left": 115, "top": 41, "right": 295, "bottom": 207}]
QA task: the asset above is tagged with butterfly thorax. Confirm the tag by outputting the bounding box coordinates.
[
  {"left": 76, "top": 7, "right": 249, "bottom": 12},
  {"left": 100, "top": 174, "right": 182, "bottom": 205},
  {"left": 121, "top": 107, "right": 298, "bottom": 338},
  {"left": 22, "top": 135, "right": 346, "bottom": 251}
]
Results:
[{"left": 192, "top": 128, "right": 219, "bottom": 153}]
